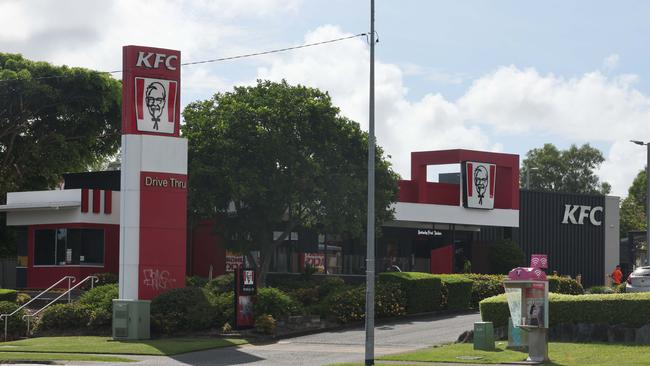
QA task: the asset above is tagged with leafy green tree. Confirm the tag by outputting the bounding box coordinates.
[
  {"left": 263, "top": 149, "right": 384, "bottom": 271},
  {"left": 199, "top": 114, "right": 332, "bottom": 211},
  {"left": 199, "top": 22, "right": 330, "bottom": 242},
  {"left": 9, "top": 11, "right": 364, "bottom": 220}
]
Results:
[
  {"left": 0, "top": 53, "right": 121, "bottom": 256},
  {"left": 620, "top": 169, "right": 647, "bottom": 237},
  {"left": 0, "top": 53, "right": 121, "bottom": 198},
  {"left": 183, "top": 80, "right": 399, "bottom": 285},
  {"left": 520, "top": 143, "right": 610, "bottom": 194},
  {"left": 488, "top": 239, "right": 526, "bottom": 274}
]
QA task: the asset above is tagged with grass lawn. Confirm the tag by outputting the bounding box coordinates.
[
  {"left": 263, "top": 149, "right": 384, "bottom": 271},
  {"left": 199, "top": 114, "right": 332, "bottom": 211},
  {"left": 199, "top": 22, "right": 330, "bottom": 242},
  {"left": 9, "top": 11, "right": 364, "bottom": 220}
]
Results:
[
  {"left": 0, "top": 336, "right": 248, "bottom": 356},
  {"left": 0, "top": 351, "right": 134, "bottom": 363},
  {"left": 374, "top": 341, "right": 650, "bottom": 366}
]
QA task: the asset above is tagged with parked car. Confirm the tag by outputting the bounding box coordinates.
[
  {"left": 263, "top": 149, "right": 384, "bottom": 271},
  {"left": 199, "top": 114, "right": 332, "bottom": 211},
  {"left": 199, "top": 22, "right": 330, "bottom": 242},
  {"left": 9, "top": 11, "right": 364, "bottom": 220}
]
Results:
[{"left": 626, "top": 266, "right": 650, "bottom": 292}]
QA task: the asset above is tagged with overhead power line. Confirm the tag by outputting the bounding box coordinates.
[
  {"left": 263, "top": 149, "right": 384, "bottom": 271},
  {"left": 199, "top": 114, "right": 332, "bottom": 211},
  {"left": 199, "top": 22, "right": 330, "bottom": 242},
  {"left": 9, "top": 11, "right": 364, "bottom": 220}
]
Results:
[{"left": 1, "top": 33, "right": 368, "bottom": 84}]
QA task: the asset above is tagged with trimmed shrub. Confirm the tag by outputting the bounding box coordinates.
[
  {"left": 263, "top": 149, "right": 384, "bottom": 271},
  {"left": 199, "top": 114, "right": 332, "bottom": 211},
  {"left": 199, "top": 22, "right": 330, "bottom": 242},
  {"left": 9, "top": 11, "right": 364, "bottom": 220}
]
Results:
[
  {"left": 255, "top": 314, "right": 277, "bottom": 334},
  {"left": 0, "top": 301, "right": 26, "bottom": 339},
  {"left": 465, "top": 274, "right": 505, "bottom": 309},
  {"left": 614, "top": 283, "right": 626, "bottom": 293},
  {"left": 254, "top": 287, "right": 302, "bottom": 319},
  {"left": 479, "top": 294, "right": 510, "bottom": 328},
  {"left": 151, "top": 287, "right": 218, "bottom": 334},
  {"left": 586, "top": 286, "right": 614, "bottom": 294},
  {"left": 205, "top": 273, "right": 235, "bottom": 295},
  {"left": 432, "top": 274, "right": 473, "bottom": 310},
  {"left": 214, "top": 292, "right": 235, "bottom": 328},
  {"left": 489, "top": 240, "right": 525, "bottom": 274},
  {"left": 0, "top": 289, "right": 17, "bottom": 302},
  {"left": 16, "top": 293, "right": 31, "bottom": 305},
  {"left": 318, "top": 276, "right": 346, "bottom": 298},
  {"left": 480, "top": 292, "right": 650, "bottom": 328},
  {"left": 548, "top": 275, "right": 584, "bottom": 295},
  {"left": 78, "top": 284, "right": 118, "bottom": 327},
  {"left": 37, "top": 303, "right": 91, "bottom": 331},
  {"left": 326, "top": 282, "right": 407, "bottom": 323},
  {"left": 82, "top": 273, "right": 118, "bottom": 290},
  {"left": 186, "top": 276, "right": 209, "bottom": 288},
  {"left": 379, "top": 272, "right": 442, "bottom": 314}
]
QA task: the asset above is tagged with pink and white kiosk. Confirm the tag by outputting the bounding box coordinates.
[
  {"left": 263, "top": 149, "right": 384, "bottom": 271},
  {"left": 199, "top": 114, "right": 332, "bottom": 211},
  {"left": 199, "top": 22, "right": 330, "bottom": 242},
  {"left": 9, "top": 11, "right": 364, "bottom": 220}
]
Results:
[{"left": 503, "top": 255, "right": 550, "bottom": 363}]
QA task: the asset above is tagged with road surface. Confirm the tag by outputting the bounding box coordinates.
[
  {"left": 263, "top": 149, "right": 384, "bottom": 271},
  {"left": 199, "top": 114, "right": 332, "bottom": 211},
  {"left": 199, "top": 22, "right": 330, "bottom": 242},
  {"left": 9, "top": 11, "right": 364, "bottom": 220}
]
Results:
[{"left": 125, "top": 311, "right": 481, "bottom": 366}]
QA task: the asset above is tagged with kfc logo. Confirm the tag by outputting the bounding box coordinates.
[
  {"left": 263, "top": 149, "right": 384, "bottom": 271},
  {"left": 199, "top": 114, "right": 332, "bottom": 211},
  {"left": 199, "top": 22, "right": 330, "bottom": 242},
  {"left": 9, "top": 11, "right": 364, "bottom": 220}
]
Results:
[
  {"left": 136, "top": 52, "right": 178, "bottom": 70},
  {"left": 135, "top": 77, "right": 177, "bottom": 134},
  {"left": 463, "top": 161, "right": 496, "bottom": 209}
]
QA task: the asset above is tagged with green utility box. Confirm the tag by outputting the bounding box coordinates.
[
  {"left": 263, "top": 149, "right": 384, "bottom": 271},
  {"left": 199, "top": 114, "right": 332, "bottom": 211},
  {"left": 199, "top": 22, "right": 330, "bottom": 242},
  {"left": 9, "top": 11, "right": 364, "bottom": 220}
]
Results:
[
  {"left": 112, "top": 299, "right": 150, "bottom": 340},
  {"left": 473, "top": 321, "right": 495, "bottom": 351}
]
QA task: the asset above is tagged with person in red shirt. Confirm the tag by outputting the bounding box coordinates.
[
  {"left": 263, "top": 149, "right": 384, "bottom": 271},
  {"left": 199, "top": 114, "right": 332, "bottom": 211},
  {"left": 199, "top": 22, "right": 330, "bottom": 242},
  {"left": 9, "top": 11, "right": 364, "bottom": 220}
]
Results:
[{"left": 611, "top": 265, "right": 623, "bottom": 285}]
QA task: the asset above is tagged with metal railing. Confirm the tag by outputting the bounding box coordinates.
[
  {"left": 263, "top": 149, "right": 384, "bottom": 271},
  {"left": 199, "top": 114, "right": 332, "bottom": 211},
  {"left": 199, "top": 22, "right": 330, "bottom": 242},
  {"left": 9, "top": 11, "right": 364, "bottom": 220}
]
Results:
[
  {"left": 22, "top": 275, "right": 98, "bottom": 337},
  {"left": 0, "top": 275, "right": 76, "bottom": 341}
]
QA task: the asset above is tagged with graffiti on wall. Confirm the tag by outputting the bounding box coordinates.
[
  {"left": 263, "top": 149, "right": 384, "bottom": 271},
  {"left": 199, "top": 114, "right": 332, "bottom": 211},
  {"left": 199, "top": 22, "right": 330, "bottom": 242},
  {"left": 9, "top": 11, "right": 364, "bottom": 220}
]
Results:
[{"left": 142, "top": 268, "right": 176, "bottom": 291}]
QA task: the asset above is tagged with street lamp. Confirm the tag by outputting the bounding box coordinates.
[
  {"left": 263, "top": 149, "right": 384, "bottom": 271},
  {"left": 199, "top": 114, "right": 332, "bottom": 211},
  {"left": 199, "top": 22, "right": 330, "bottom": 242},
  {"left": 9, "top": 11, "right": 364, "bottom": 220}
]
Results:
[
  {"left": 526, "top": 167, "right": 539, "bottom": 189},
  {"left": 630, "top": 140, "right": 650, "bottom": 266}
]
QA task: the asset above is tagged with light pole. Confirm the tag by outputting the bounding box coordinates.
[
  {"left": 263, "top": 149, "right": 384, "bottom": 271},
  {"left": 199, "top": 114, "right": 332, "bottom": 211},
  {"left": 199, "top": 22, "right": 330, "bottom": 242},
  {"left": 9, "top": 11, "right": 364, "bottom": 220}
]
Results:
[
  {"left": 526, "top": 167, "right": 539, "bottom": 189},
  {"left": 630, "top": 140, "right": 650, "bottom": 266},
  {"left": 365, "top": 0, "right": 376, "bottom": 365}
]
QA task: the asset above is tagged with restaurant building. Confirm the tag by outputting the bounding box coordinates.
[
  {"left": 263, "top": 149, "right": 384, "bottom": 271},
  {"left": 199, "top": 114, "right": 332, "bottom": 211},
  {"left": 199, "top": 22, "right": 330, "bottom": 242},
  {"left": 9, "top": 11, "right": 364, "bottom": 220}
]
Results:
[{"left": 0, "top": 149, "right": 619, "bottom": 289}]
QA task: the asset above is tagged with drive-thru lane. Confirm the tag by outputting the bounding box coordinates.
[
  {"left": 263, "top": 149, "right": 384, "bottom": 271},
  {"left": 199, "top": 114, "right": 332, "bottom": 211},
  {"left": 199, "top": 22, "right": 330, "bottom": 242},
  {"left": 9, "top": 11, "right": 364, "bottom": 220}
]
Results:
[{"left": 130, "top": 311, "right": 480, "bottom": 366}]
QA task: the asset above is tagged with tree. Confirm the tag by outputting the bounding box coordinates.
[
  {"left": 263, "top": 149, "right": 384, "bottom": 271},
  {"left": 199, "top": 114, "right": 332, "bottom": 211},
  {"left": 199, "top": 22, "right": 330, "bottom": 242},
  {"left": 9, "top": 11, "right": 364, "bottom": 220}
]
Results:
[
  {"left": 0, "top": 53, "right": 121, "bottom": 256},
  {"left": 520, "top": 143, "right": 610, "bottom": 194},
  {"left": 488, "top": 239, "right": 525, "bottom": 274},
  {"left": 620, "top": 168, "right": 647, "bottom": 237},
  {"left": 0, "top": 53, "right": 121, "bottom": 199},
  {"left": 183, "top": 80, "right": 399, "bottom": 285}
]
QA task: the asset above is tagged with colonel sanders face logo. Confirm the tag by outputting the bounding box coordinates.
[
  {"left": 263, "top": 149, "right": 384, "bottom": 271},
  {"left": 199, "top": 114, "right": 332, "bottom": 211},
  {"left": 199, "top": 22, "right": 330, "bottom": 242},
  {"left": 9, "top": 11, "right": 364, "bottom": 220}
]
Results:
[
  {"left": 134, "top": 77, "right": 177, "bottom": 134},
  {"left": 145, "top": 82, "right": 166, "bottom": 130},
  {"left": 474, "top": 165, "right": 488, "bottom": 204}
]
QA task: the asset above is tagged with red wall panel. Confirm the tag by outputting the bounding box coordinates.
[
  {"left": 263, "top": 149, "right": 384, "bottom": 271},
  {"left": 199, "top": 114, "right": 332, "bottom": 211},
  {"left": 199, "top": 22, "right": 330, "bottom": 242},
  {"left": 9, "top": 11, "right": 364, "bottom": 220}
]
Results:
[
  {"left": 430, "top": 245, "right": 453, "bottom": 274},
  {"left": 190, "top": 219, "right": 226, "bottom": 278}
]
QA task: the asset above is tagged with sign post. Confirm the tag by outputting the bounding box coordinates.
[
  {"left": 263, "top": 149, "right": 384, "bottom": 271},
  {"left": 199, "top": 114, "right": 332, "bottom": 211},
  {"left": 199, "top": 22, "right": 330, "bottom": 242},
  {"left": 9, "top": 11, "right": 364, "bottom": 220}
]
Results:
[
  {"left": 235, "top": 268, "right": 257, "bottom": 329},
  {"left": 113, "top": 45, "right": 187, "bottom": 340}
]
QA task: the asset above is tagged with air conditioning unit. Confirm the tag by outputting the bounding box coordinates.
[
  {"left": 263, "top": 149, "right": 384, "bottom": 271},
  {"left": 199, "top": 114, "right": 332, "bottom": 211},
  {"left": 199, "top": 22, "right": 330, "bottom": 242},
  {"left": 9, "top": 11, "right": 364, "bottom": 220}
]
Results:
[{"left": 112, "top": 299, "right": 150, "bottom": 340}]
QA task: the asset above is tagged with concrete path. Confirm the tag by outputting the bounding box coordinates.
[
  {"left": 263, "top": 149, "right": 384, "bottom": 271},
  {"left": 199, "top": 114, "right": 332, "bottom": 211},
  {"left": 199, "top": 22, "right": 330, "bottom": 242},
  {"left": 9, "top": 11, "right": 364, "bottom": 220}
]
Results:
[{"left": 17, "top": 312, "right": 481, "bottom": 366}]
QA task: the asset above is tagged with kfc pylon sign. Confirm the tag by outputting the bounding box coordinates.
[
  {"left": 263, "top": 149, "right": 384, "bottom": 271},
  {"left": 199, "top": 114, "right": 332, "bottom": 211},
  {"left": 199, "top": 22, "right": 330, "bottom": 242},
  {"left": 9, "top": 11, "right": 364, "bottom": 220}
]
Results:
[
  {"left": 462, "top": 161, "right": 497, "bottom": 209},
  {"left": 122, "top": 46, "right": 181, "bottom": 137}
]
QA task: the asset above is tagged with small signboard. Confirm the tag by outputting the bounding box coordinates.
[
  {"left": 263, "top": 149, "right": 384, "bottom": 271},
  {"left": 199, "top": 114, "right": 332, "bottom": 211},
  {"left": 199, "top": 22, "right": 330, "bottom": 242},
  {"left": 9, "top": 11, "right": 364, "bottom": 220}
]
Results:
[
  {"left": 225, "top": 252, "right": 244, "bottom": 272},
  {"left": 235, "top": 268, "right": 257, "bottom": 329},
  {"left": 239, "top": 269, "right": 256, "bottom": 295},
  {"left": 302, "top": 253, "right": 325, "bottom": 272}
]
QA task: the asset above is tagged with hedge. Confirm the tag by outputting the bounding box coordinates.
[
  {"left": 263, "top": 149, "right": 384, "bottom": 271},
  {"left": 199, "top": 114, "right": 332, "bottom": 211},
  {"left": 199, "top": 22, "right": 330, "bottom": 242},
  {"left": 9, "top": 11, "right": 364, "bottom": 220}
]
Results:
[
  {"left": 204, "top": 273, "right": 235, "bottom": 295},
  {"left": 78, "top": 284, "right": 118, "bottom": 327},
  {"left": 0, "top": 289, "right": 17, "bottom": 302},
  {"left": 480, "top": 292, "right": 650, "bottom": 328},
  {"left": 0, "top": 301, "right": 26, "bottom": 339},
  {"left": 379, "top": 272, "right": 442, "bottom": 314},
  {"left": 325, "top": 282, "right": 406, "bottom": 323},
  {"left": 254, "top": 287, "right": 302, "bottom": 319},
  {"left": 432, "top": 274, "right": 473, "bottom": 310},
  {"left": 548, "top": 275, "right": 584, "bottom": 295},
  {"left": 465, "top": 274, "right": 505, "bottom": 309},
  {"left": 151, "top": 287, "right": 219, "bottom": 334},
  {"left": 37, "top": 303, "right": 92, "bottom": 331}
]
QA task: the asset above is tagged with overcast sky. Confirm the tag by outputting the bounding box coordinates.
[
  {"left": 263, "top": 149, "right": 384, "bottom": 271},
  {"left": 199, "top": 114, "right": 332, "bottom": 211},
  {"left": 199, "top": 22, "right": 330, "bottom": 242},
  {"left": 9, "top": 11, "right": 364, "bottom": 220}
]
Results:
[{"left": 3, "top": 0, "right": 650, "bottom": 197}]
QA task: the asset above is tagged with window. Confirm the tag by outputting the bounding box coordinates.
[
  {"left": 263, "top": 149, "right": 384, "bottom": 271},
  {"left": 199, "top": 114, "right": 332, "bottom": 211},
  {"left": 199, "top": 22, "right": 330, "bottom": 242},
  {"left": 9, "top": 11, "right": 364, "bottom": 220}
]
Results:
[
  {"left": 34, "top": 230, "right": 55, "bottom": 265},
  {"left": 33, "top": 228, "right": 104, "bottom": 266}
]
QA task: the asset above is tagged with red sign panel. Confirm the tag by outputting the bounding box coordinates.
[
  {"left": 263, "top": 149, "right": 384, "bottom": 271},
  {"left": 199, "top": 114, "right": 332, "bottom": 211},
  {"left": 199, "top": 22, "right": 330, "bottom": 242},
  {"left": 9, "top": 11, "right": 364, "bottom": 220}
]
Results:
[
  {"left": 122, "top": 45, "right": 181, "bottom": 137},
  {"left": 138, "top": 171, "right": 187, "bottom": 299},
  {"left": 302, "top": 253, "right": 325, "bottom": 271}
]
